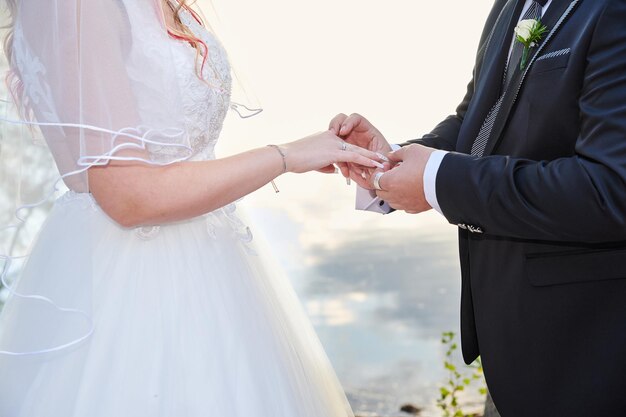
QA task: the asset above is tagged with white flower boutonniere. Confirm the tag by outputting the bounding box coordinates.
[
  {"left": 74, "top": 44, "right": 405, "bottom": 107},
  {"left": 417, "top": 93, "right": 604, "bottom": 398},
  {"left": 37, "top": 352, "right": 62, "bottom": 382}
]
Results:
[{"left": 514, "top": 19, "right": 548, "bottom": 70}]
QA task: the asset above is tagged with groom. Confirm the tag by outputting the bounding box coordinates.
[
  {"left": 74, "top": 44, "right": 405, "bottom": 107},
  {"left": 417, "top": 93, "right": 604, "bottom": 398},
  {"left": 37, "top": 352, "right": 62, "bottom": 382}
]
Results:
[{"left": 331, "top": 0, "right": 626, "bottom": 416}]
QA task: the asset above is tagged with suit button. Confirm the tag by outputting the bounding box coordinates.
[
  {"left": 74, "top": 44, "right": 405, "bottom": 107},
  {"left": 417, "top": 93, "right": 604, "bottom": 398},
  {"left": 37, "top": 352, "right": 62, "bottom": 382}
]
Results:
[
  {"left": 467, "top": 225, "right": 484, "bottom": 234},
  {"left": 458, "top": 224, "right": 468, "bottom": 230}
]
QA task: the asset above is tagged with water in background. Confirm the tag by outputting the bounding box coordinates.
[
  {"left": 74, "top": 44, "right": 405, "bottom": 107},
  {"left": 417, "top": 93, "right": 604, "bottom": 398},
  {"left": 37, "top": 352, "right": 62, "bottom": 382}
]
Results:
[{"left": 243, "top": 180, "right": 485, "bottom": 417}]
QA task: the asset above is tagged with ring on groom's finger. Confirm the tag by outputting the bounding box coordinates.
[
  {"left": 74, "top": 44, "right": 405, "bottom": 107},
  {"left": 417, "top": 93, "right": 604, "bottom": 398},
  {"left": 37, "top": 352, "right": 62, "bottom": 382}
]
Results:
[{"left": 373, "top": 171, "right": 385, "bottom": 191}]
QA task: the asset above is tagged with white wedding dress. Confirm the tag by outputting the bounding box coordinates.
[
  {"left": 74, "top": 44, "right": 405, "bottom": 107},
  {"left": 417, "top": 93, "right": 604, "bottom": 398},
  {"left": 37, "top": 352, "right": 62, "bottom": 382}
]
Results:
[{"left": 0, "top": 4, "right": 353, "bottom": 417}]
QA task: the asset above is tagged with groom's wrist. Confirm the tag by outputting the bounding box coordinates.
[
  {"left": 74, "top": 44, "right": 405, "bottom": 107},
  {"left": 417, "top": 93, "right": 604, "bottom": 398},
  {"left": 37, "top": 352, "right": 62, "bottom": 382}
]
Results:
[{"left": 423, "top": 150, "right": 448, "bottom": 215}]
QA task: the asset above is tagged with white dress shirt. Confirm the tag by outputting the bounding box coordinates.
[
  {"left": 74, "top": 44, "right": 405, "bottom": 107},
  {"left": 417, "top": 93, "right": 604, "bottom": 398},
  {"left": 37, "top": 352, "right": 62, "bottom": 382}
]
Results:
[{"left": 423, "top": 0, "right": 552, "bottom": 215}]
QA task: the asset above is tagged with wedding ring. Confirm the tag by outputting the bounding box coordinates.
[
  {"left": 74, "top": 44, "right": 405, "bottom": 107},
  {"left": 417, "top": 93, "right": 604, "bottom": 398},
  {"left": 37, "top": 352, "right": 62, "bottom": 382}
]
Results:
[
  {"left": 373, "top": 171, "right": 385, "bottom": 191},
  {"left": 341, "top": 142, "right": 347, "bottom": 151}
]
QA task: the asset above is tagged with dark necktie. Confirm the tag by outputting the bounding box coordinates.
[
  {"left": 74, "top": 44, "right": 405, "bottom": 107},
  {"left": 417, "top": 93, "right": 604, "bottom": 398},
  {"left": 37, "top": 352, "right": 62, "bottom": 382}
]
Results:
[{"left": 470, "top": 1, "right": 545, "bottom": 157}]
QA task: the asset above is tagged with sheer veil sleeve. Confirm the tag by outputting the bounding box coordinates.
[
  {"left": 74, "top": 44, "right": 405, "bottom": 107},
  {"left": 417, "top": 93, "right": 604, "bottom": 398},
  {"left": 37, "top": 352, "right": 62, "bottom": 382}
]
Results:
[
  {"left": 0, "top": 0, "right": 196, "bottom": 356},
  {"left": 10, "top": 0, "right": 193, "bottom": 192}
]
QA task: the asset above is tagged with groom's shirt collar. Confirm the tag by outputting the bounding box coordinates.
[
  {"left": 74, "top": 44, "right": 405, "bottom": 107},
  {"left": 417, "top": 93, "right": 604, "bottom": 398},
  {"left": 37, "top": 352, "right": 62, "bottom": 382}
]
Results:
[{"left": 520, "top": 0, "right": 552, "bottom": 17}]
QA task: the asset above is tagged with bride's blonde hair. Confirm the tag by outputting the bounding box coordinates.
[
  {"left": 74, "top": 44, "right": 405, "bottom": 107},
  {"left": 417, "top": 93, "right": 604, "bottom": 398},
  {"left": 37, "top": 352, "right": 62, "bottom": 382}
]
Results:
[{"left": 2, "top": 0, "right": 209, "bottom": 116}]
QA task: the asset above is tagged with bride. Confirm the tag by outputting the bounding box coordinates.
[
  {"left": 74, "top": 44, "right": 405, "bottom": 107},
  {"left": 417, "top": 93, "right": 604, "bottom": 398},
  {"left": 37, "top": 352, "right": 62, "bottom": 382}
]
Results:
[{"left": 0, "top": 0, "right": 385, "bottom": 415}]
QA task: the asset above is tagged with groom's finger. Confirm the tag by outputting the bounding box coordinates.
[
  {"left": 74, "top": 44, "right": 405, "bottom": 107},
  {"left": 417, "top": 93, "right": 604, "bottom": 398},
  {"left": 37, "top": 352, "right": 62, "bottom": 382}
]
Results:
[
  {"left": 316, "top": 164, "right": 337, "bottom": 174},
  {"left": 387, "top": 146, "right": 407, "bottom": 163},
  {"left": 339, "top": 113, "right": 364, "bottom": 136},
  {"left": 351, "top": 164, "right": 365, "bottom": 176},
  {"left": 329, "top": 113, "right": 348, "bottom": 134},
  {"left": 374, "top": 170, "right": 392, "bottom": 193},
  {"left": 349, "top": 170, "right": 373, "bottom": 189},
  {"left": 336, "top": 162, "right": 350, "bottom": 178}
]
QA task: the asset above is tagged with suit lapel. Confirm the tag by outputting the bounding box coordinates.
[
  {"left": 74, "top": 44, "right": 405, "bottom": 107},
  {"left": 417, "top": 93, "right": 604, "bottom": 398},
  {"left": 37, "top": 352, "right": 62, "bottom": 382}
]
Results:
[
  {"left": 474, "top": 0, "right": 525, "bottom": 110},
  {"left": 455, "top": 0, "right": 525, "bottom": 154},
  {"left": 481, "top": 0, "right": 582, "bottom": 156}
]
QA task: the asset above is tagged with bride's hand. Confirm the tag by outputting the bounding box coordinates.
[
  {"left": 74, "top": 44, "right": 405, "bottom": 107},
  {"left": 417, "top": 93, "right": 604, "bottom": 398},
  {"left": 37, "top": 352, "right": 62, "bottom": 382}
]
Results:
[
  {"left": 327, "top": 113, "right": 392, "bottom": 185},
  {"left": 280, "top": 130, "right": 386, "bottom": 174}
]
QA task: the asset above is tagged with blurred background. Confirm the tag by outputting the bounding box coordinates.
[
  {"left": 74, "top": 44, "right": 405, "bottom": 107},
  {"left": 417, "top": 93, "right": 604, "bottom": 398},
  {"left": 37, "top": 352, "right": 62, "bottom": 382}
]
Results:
[{"left": 0, "top": 1, "right": 493, "bottom": 415}]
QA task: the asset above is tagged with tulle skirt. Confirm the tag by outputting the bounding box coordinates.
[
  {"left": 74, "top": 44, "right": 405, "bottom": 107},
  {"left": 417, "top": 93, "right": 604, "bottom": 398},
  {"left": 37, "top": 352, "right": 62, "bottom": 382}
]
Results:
[{"left": 0, "top": 191, "right": 353, "bottom": 417}]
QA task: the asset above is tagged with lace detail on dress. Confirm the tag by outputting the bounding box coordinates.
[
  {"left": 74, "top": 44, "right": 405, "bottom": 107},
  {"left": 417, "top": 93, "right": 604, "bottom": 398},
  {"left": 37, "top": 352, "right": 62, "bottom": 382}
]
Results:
[
  {"left": 56, "top": 191, "right": 99, "bottom": 211},
  {"left": 131, "top": 10, "right": 252, "bottom": 247},
  {"left": 173, "top": 8, "right": 232, "bottom": 161}
]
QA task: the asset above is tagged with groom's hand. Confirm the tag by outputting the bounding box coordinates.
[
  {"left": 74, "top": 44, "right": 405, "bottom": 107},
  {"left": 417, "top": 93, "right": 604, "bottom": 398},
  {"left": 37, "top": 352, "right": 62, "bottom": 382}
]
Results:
[
  {"left": 375, "top": 144, "right": 435, "bottom": 214},
  {"left": 328, "top": 113, "right": 392, "bottom": 181},
  {"left": 329, "top": 113, "right": 390, "bottom": 153}
]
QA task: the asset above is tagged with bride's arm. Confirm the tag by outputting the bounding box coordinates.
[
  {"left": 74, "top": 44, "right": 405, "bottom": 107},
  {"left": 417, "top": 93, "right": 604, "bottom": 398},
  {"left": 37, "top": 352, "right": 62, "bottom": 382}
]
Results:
[
  {"left": 18, "top": 0, "right": 381, "bottom": 228},
  {"left": 88, "top": 131, "right": 382, "bottom": 228}
]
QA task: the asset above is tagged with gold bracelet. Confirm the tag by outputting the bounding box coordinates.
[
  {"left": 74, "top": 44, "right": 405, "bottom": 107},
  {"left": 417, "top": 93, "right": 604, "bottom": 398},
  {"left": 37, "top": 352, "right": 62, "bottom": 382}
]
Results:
[{"left": 267, "top": 145, "right": 287, "bottom": 193}]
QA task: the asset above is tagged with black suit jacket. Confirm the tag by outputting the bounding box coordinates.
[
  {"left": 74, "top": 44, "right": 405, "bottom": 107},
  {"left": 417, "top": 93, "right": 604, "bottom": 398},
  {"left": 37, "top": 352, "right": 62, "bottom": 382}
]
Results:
[{"left": 408, "top": 0, "right": 626, "bottom": 415}]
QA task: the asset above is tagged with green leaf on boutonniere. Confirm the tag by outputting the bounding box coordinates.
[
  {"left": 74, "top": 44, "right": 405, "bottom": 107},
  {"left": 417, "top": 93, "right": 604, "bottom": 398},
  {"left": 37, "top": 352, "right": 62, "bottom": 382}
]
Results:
[{"left": 514, "top": 19, "right": 549, "bottom": 70}]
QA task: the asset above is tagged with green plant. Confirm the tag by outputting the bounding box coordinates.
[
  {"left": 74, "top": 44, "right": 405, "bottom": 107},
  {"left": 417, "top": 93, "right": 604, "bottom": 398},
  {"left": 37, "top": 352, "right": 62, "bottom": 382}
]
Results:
[{"left": 436, "top": 332, "right": 487, "bottom": 417}]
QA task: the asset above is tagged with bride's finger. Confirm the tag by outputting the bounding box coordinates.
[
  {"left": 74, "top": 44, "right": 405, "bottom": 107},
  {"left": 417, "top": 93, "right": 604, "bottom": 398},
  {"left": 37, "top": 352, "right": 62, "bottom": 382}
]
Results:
[
  {"left": 337, "top": 151, "right": 385, "bottom": 170},
  {"left": 343, "top": 142, "right": 388, "bottom": 164}
]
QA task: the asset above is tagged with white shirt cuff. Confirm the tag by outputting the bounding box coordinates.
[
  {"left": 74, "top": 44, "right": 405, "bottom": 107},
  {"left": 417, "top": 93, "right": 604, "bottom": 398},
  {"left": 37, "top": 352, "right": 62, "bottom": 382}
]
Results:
[
  {"left": 390, "top": 143, "right": 401, "bottom": 152},
  {"left": 423, "top": 150, "right": 448, "bottom": 215}
]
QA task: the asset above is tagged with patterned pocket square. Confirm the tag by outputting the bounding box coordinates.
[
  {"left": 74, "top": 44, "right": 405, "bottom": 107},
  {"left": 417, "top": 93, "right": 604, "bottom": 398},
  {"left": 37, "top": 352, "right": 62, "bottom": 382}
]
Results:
[{"left": 536, "top": 48, "right": 571, "bottom": 62}]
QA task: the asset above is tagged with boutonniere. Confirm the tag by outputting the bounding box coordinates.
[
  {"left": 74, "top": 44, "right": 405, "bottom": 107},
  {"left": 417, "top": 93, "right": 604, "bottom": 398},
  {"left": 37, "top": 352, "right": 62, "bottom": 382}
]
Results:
[{"left": 514, "top": 19, "right": 548, "bottom": 70}]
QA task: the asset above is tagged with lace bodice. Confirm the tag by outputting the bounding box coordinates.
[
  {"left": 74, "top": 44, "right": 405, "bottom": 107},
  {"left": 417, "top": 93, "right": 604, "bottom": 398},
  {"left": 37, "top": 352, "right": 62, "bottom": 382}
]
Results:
[
  {"left": 172, "top": 8, "right": 233, "bottom": 161},
  {"left": 136, "top": 9, "right": 252, "bottom": 243}
]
